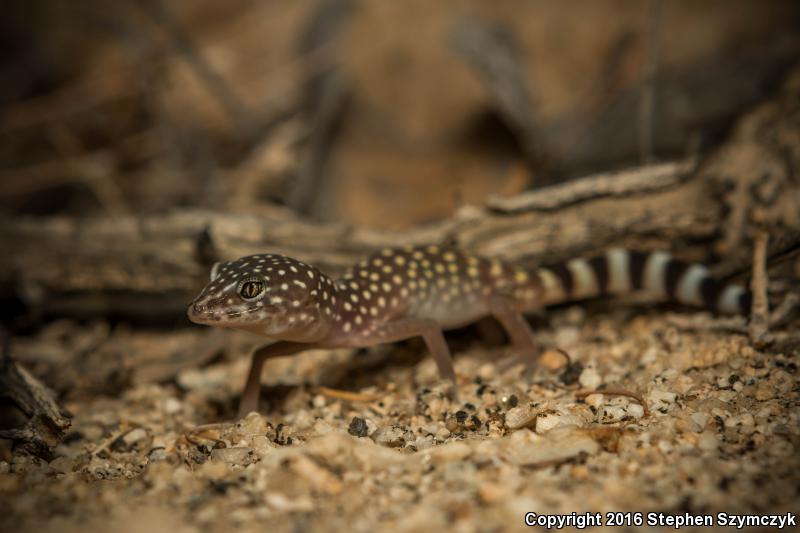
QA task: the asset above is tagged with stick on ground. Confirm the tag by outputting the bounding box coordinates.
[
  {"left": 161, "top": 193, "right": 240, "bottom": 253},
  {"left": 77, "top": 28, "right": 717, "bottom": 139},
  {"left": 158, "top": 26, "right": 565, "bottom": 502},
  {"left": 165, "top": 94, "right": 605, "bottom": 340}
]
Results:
[{"left": 749, "top": 230, "right": 770, "bottom": 346}]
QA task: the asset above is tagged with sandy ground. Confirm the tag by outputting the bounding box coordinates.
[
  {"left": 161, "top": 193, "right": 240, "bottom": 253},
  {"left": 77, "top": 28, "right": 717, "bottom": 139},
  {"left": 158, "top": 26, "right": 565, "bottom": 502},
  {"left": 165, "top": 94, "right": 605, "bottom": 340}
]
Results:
[{"left": 1, "top": 305, "right": 798, "bottom": 532}]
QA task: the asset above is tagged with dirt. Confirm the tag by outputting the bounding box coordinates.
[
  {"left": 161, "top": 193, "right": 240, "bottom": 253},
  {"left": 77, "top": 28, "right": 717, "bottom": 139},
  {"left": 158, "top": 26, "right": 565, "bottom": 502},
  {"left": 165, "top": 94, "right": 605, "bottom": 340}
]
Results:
[{"left": 2, "top": 306, "right": 798, "bottom": 532}]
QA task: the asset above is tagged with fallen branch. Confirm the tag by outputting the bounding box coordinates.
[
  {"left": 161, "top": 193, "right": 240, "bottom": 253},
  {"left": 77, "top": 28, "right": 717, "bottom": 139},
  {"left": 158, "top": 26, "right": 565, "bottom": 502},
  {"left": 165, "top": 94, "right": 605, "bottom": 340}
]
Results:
[
  {"left": 0, "top": 159, "right": 722, "bottom": 316},
  {"left": 0, "top": 339, "right": 71, "bottom": 459}
]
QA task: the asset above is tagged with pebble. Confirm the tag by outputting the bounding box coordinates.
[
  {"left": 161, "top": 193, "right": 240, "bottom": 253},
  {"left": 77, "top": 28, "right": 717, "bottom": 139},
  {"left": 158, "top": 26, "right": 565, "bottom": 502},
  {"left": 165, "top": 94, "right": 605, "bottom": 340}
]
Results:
[
  {"left": 434, "top": 427, "right": 451, "bottom": 442},
  {"left": 504, "top": 405, "right": 536, "bottom": 430},
  {"left": 211, "top": 447, "right": 257, "bottom": 465},
  {"left": 445, "top": 410, "right": 481, "bottom": 432},
  {"left": 477, "top": 482, "right": 513, "bottom": 504},
  {"left": 717, "top": 390, "right": 737, "bottom": 403},
  {"left": 265, "top": 492, "right": 315, "bottom": 512},
  {"left": 509, "top": 429, "right": 600, "bottom": 466},
  {"left": 584, "top": 393, "right": 604, "bottom": 409},
  {"left": 289, "top": 455, "right": 343, "bottom": 494},
  {"left": 579, "top": 366, "right": 602, "bottom": 389},
  {"left": 122, "top": 428, "right": 148, "bottom": 447},
  {"left": 148, "top": 448, "right": 167, "bottom": 461},
  {"left": 424, "top": 441, "right": 472, "bottom": 464},
  {"left": 412, "top": 435, "right": 434, "bottom": 451},
  {"left": 365, "top": 418, "right": 378, "bottom": 437},
  {"left": 690, "top": 412, "right": 708, "bottom": 431},
  {"left": 162, "top": 397, "right": 182, "bottom": 415},
  {"left": 48, "top": 457, "right": 73, "bottom": 474},
  {"left": 312, "top": 418, "right": 334, "bottom": 435},
  {"left": 647, "top": 390, "right": 677, "bottom": 413},
  {"left": 725, "top": 413, "right": 755, "bottom": 429},
  {"left": 420, "top": 423, "right": 439, "bottom": 436},
  {"left": 697, "top": 431, "right": 719, "bottom": 451},
  {"left": 626, "top": 403, "right": 645, "bottom": 419},
  {"left": 348, "top": 417, "right": 369, "bottom": 437},
  {"left": 755, "top": 384, "right": 776, "bottom": 401},
  {"left": 539, "top": 349, "right": 568, "bottom": 370},
  {"left": 598, "top": 405, "right": 628, "bottom": 423},
  {"left": 372, "top": 426, "right": 409, "bottom": 448},
  {"left": 535, "top": 412, "right": 584, "bottom": 433},
  {"left": 312, "top": 394, "right": 327, "bottom": 408},
  {"left": 233, "top": 412, "right": 270, "bottom": 438},
  {"left": 249, "top": 435, "right": 277, "bottom": 457}
]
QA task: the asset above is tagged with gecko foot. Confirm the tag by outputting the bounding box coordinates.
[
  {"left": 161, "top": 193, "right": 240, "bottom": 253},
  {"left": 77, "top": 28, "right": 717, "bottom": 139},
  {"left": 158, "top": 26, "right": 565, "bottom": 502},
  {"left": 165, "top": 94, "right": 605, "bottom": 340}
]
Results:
[{"left": 496, "top": 345, "right": 541, "bottom": 379}]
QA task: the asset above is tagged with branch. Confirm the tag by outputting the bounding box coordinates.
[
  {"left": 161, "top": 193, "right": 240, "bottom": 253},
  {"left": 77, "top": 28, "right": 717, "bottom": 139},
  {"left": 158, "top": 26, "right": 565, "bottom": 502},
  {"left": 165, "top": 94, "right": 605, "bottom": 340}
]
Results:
[
  {"left": 0, "top": 352, "right": 71, "bottom": 460},
  {"left": 0, "top": 158, "right": 723, "bottom": 319}
]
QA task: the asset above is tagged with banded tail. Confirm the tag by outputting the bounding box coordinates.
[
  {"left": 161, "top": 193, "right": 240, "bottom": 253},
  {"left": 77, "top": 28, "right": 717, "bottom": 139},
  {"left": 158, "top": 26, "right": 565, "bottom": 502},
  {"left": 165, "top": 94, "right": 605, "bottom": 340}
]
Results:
[{"left": 534, "top": 249, "right": 751, "bottom": 315}]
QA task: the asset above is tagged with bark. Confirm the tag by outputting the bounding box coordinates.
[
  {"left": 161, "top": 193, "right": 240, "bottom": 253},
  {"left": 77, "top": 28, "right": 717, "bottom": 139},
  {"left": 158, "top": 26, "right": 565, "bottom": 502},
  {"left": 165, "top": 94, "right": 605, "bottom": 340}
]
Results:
[{"left": 2, "top": 81, "right": 799, "bottom": 320}]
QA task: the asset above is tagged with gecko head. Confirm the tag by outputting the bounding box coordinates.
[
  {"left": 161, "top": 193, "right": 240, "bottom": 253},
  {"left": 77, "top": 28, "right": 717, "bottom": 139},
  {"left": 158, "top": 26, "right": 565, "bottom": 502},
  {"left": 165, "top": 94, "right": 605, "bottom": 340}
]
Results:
[{"left": 187, "top": 254, "right": 335, "bottom": 341}]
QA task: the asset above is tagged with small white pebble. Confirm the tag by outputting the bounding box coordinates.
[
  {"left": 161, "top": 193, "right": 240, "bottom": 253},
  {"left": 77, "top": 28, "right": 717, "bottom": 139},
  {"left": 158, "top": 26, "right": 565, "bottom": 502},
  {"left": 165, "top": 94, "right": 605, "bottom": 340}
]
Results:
[
  {"left": 697, "top": 431, "right": 719, "bottom": 451},
  {"left": 579, "top": 366, "right": 602, "bottom": 389},
  {"left": 365, "top": 418, "right": 378, "bottom": 437},
  {"left": 535, "top": 413, "right": 565, "bottom": 433},
  {"left": 505, "top": 406, "right": 536, "bottom": 430},
  {"left": 412, "top": 435, "right": 434, "bottom": 451},
  {"left": 647, "top": 390, "right": 677, "bottom": 414},
  {"left": 626, "top": 403, "right": 645, "bottom": 419},
  {"left": 598, "top": 405, "right": 627, "bottom": 424},
  {"left": 312, "top": 394, "right": 327, "bottom": 408},
  {"left": 584, "top": 393, "right": 604, "bottom": 409},
  {"left": 690, "top": 412, "right": 708, "bottom": 431},
  {"left": 163, "top": 397, "right": 182, "bottom": 414},
  {"left": 265, "top": 493, "right": 315, "bottom": 512}
]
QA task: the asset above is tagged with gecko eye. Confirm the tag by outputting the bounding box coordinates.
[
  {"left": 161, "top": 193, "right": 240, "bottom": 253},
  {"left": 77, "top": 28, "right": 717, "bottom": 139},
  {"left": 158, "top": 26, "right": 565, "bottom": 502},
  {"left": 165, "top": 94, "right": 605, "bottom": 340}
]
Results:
[{"left": 238, "top": 278, "right": 266, "bottom": 301}]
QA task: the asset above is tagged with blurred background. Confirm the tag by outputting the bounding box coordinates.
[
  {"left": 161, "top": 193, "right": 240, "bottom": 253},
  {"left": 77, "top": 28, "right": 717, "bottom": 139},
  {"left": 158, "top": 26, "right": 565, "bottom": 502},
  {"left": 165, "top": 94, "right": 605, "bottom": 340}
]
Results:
[
  {"left": 2, "top": 0, "right": 798, "bottom": 229},
  {"left": 2, "top": 5, "right": 800, "bottom": 527}
]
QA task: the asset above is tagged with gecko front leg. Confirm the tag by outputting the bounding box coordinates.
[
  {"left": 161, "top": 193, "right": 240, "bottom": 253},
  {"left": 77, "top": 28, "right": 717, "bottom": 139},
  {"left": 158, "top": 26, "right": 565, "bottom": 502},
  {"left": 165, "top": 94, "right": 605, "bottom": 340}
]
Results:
[{"left": 239, "top": 341, "right": 312, "bottom": 418}]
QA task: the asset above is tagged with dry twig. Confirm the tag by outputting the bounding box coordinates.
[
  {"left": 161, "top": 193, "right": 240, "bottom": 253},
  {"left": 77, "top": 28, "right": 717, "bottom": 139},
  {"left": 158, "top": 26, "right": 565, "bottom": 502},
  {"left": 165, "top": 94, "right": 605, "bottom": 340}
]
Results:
[
  {"left": 313, "top": 386, "right": 382, "bottom": 403},
  {"left": 749, "top": 230, "right": 770, "bottom": 346},
  {"left": 0, "top": 335, "right": 71, "bottom": 459}
]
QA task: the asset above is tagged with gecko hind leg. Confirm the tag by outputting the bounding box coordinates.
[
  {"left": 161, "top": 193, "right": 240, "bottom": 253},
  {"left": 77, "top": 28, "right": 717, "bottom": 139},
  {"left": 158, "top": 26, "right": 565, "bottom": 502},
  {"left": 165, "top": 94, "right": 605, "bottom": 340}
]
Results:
[
  {"left": 488, "top": 296, "right": 541, "bottom": 378},
  {"left": 363, "top": 318, "right": 459, "bottom": 399}
]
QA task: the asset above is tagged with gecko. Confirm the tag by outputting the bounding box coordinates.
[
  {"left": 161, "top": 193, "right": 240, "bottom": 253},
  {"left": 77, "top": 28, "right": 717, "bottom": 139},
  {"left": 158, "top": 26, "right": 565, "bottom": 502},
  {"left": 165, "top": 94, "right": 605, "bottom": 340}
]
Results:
[{"left": 187, "top": 246, "right": 750, "bottom": 417}]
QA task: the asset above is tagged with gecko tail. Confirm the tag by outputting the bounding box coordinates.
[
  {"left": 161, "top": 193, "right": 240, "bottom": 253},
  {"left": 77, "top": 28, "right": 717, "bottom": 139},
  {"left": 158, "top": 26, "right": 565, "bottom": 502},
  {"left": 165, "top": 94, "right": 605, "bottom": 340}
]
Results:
[{"left": 534, "top": 249, "right": 751, "bottom": 315}]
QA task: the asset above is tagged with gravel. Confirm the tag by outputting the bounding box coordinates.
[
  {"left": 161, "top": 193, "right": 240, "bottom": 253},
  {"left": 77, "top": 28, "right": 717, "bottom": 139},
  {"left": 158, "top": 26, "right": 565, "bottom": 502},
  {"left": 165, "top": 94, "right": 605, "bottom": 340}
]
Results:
[{"left": 1, "top": 308, "right": 798, "bottom": 532}]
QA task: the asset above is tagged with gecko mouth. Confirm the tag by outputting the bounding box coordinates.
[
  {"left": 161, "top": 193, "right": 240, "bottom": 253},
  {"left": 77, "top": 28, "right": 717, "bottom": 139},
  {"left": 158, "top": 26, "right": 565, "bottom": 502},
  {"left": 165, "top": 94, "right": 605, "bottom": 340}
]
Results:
[
  {"left": 187, "top": 302, "right": 215, "bottom": 323},
  {"left": 187, "top": 301, "right": 269, "bottom": 324}
]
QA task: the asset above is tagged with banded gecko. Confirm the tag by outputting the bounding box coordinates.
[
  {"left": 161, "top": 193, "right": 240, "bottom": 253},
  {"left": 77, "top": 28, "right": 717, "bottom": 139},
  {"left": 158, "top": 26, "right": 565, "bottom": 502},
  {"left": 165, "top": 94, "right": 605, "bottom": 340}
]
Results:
[{"left": 187, "top": 246, "right": 749, "bottom": 417}]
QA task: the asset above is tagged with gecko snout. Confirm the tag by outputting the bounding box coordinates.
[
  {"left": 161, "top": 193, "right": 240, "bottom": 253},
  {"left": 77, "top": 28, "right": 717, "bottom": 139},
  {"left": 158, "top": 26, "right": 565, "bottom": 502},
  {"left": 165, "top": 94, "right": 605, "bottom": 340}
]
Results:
[
  {"left": 187, "top": 301, "right": 201, "bottom": 320},
  {"left": 187, "top": 299, "right": 213, "bottom": 323}
]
